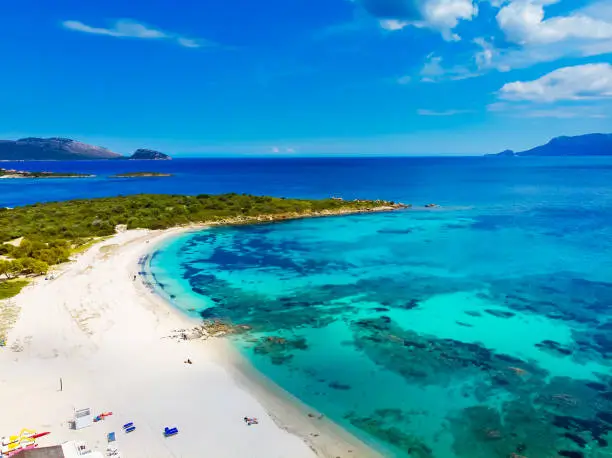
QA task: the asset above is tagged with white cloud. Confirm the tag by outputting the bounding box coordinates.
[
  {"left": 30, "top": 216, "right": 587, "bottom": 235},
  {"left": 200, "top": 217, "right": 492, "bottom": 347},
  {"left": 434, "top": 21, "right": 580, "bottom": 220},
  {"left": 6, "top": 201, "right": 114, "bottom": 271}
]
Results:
[
  {"left": 420, "top": 54, "right": 445, "bottom": 81},
  {"left": 445, "top": 1, "right": 612, "bottom": 74},
  {"left": 497, "top": 0, "right": 612, "bottom": 45},
  {"left": 418, "top": 53, "right": 479, "bottom": 82},
  {"left": 479, "top": 0, "right": 612, "bottom": 70},
  {"left": 270, "top": 146, "right": 296, "bottom": 153},
  {"left": 498, "top": 63, "right": 612, "bottom": 102},
  {"left": 418, "top": 108, "right": 472, "bottom": 115},
  {"left": 371, "top": 0, "right": 478, "bottom": 40},
  {"left": 473, "top": 37, "right": 496, "bottom": 69},
  {"left": 63, "top": 19, "right": 167, "bottom": 39},
  {"left": 379, "top": 19, "right": 411, "bottom": 31},
  {"left": 176, "top": 37, "right": 203, "bottom": 48},
  {"left": 62, "top": 19, "right": 209, "bottom": 48},
  {"left": 422, "top": 0, "right": 479, "bottom": 40}
]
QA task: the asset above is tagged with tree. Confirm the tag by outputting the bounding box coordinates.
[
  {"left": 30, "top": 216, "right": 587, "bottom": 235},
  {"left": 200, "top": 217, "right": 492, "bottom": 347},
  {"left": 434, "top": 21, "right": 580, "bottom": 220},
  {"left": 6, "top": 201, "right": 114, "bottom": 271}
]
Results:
[
  {"left": 17, "top": 258, "right": 36, "bottom": 275},
  {"left": 0, "top": 260, "right": 9, "bottom": 279},
  {"left": 31, "top": 260, "right": 49, "bottom": 276},
  {"left": 6, "top": 260, "right": 22, "bottom": 279}
]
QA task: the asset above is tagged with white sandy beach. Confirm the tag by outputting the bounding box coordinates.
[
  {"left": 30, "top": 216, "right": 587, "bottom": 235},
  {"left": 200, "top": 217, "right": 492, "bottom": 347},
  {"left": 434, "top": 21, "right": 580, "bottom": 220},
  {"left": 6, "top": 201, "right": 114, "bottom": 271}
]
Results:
[{"left": 0, "top": 228, "right": 378, "bottom": 457}]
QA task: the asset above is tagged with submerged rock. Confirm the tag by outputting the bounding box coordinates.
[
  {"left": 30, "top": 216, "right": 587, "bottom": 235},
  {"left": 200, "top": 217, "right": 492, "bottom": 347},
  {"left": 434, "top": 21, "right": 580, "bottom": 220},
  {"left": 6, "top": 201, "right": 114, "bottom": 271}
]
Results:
[
  {"left": 253, "top": 335, "right": 309, "bottom": 364},
  {"left": 484, "top": 309, "right": 515, "bottom": 319},
  {"left": 328, "top": 381, "right": 351, "bottom": 390},
  {"left": 344, "top": 411, "right": 433, "bottom": 457},
  {"left": 535, "top": 339, "right": 573, "bottom": 356}
]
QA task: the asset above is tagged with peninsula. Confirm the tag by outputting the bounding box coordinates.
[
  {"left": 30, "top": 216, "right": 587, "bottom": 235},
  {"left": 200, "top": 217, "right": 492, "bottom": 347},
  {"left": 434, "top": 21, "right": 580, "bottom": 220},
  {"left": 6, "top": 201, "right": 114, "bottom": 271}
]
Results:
[
  {"left": 0, "top": 193, "right": 398, "bottom": 457},
  {"left": 488, "top": 133, "right": 612, "bottom": 157},
  {"left": 0, "top": 167, "right": 93, "bottom": 179},
  {"left": 0, "top": 193, "right": 404, "bottom": 295},
  {"left": 0, "top": 137, "right": 173, "bottom": 161}
]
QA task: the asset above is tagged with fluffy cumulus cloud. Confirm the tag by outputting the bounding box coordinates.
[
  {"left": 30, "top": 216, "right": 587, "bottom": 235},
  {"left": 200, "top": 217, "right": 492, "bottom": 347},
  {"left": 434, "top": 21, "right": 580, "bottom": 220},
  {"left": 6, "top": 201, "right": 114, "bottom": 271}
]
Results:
[
  {"left": 407, "top": 0, "right": 612, "bottom": 78},
  {"left": 497, "top": 0, "right": 612, "bottom": 45},
  {"left": 498, "top": 63, "right": 612, "bottom": 102},
  {"left": 358, "top": 0, "right": 478, "bottom": 40},
  {"left": 481, "top": 0, "right": 612, "bottom": 70},
  {"left": 422, "top": 0, "right": 478, "bottom": 40},
  {"left": 62, "top": 19, "right": 210, "bottom": 48}
]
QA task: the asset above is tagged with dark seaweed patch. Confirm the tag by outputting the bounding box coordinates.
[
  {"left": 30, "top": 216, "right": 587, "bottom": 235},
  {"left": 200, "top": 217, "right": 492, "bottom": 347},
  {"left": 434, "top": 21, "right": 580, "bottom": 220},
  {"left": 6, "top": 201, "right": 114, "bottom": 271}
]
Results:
[
  {"left": 456, "top": 321, "right": 473, "bottom": 328},
  {"left": 535, "top": 340, "right": 573, "bottom": 356},
  {"left": 484, "top": 309, "right": 515, "bottom": 318}
]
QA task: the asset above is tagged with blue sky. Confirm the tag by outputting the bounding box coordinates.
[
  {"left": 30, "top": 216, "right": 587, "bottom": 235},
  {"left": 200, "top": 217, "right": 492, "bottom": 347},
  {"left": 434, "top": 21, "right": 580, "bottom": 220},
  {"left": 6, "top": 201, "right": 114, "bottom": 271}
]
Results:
[{"left": 1, "top": 0, "right": 611, "bottom": 155}]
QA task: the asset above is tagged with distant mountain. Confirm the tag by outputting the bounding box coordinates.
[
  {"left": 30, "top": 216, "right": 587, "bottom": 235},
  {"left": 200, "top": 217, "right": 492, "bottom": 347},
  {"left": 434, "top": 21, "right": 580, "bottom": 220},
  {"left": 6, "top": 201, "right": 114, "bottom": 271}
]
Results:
[
  {"left": 0, "top": 137, "right": 173, "bottom": 161},
  {"left": 129, "top": 149, "right": 172, "bottom": 160},
  {"left": 489, "top": 133, "right": 612, "bottom": 157},
  {"left": 0, "top": 137, "right": 122, "bottom": 160}
]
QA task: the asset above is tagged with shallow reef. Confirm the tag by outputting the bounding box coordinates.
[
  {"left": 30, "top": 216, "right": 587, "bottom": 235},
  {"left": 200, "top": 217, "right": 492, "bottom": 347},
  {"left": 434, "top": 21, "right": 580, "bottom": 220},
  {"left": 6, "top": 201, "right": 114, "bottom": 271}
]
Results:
[{"left": 150, "top": 211, "right": 612, "bottom": 458}]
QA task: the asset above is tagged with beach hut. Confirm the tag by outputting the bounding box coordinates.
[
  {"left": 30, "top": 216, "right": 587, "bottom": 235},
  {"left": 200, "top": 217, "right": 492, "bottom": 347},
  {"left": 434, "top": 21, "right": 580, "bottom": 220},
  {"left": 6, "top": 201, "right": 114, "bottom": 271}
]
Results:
[{"left": 73, "top": 409, "right": 92, "bottom": 430}]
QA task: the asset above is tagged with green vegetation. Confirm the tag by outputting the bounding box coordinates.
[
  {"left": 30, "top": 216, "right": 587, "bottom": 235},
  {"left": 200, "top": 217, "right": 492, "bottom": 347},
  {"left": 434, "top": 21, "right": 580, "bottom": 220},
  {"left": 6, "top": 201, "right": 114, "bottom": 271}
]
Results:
[
  {"left": 110, "top": 172, "right": 173, "bottom": 178},
  {"left": 0, "top": 279, "right": 29, "bottom": 300},
  {"left": 0, "top": 194, "right": 397, "bottom": 288}
]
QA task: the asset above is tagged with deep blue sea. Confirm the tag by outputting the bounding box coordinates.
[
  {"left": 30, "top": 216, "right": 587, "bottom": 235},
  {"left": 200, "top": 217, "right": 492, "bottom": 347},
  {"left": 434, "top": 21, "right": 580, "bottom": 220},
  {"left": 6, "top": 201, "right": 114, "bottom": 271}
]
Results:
[{"left": 5, "top": 157, "right": 612, "bottom": 457}]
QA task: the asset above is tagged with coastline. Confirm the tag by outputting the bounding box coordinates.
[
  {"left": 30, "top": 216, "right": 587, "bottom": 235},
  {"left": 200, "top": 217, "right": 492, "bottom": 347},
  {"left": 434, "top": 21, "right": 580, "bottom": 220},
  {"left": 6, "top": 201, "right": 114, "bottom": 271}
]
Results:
[
  {"left": 0, "top": 214, "right": 386, "bottom": 456},
  {"left": 141, "top": 234, "right": 382, "bottom": 457},
  {"left": 0, "top": 175, "right": 94, "bottom": 179}
]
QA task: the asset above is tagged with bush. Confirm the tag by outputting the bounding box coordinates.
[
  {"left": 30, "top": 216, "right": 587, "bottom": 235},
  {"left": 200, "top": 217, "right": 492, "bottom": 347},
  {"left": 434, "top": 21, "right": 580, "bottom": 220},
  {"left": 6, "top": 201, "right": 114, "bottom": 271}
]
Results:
[
  {"left": 0, "top": 279, "right": 29, "bottom": 300},
  {"left": 0, "top": 193, "right": 388, "bottom": 283}
]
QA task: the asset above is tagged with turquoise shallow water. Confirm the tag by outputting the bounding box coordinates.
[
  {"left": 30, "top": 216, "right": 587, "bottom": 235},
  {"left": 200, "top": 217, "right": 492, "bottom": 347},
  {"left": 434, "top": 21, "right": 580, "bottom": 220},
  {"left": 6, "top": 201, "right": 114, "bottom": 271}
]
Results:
[
  {"left": 143, "top": 158, "right": 612, "bottom": 457},
  {"left": 149, "top": 208, "right": 612, "bottom": 457}
]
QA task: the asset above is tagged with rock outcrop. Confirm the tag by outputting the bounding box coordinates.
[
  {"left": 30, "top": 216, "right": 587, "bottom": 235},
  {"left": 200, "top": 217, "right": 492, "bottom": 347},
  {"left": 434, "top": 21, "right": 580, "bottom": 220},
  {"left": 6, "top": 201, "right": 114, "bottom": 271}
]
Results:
[{"left": 129, "top": 149, "right": 172, "bottom": 160}]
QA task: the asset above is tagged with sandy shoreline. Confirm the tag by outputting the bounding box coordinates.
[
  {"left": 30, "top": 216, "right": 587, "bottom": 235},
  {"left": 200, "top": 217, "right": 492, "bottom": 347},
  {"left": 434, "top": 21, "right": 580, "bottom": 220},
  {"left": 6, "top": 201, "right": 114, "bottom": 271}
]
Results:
[{"left": 0, "top": 225, "right": 380, "bottom": 457}]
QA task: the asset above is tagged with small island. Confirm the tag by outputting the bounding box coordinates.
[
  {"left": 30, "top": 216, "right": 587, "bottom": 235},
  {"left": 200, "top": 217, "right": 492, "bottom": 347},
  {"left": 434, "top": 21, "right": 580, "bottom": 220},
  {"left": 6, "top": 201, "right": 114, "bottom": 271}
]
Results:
[
  {"left": 0, "top": 168, "right": 93, "bottom": 179},
  {"left": 129, "top": 149, "right": 172, "bottom": 160},
  {"left": 110, "top": 172, "right": 173, "bottom": 178}
]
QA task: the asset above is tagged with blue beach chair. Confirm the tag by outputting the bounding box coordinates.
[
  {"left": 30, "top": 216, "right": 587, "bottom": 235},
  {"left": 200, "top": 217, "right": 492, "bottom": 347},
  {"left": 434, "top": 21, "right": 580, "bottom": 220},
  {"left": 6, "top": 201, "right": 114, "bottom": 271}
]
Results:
[
  {"left": 123, "top": 422, "right": 136, "bottom": 433},
  {"left": 164, "top": 426, "right": 179, "bottom": 437}
]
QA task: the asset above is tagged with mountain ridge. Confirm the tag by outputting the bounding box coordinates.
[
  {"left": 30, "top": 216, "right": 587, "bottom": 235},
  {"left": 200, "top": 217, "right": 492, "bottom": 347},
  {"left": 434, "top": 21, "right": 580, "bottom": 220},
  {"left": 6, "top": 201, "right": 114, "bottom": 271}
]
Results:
[
  {"left": 488, "top": 133, "right": 612, "bottom": 157},
  {"left": 0, "top": 137, "right": 172, "bottom": 161}
]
